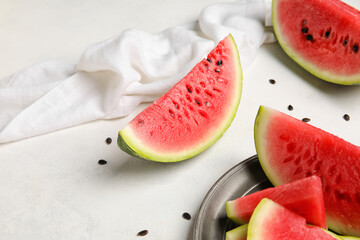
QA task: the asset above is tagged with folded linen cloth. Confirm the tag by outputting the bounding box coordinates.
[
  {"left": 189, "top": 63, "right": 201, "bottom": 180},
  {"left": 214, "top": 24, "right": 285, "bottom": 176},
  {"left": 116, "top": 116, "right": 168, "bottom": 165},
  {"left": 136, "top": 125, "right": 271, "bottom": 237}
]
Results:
[{"left": 0, "top": 0, "right": 275, "bottom": 143}]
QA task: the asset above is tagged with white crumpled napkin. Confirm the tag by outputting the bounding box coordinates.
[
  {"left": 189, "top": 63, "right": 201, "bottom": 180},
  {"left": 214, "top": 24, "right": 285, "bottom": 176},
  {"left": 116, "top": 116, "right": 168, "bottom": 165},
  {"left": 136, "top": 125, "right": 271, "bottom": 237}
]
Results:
[{"left": 0, "top": 0, "right": 275, "bottom": 143}]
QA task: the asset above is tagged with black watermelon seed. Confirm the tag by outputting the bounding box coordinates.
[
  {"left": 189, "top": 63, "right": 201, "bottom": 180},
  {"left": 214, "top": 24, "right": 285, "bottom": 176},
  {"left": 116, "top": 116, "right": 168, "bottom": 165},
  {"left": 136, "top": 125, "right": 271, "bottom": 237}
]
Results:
[
  {"left": 353, "top": 44, "right": 359, "bottom": 53},
  {"left": 325, "top": 31, "right": 330, "bottom": 38},
  {"left": 137, "top": 230, "right": 148, "bottom": 236},
  {"left": 288, "top": 105, "right": 293, "bottom": 111},
  {"left": 306, "top": 34, "right": 314, "bottom": 41},
  {"left": 216, "top": 60, "right": 223, "bottom": 66},
  {"left": 105, "top": 137, "right": 112, "bottom": 145},
  {"left": 302, "top": 118, "right": 311, "bottom": 122},
  {"left": 182, "top": 212, "right": 192, "bottom": 220},
  {"left": 187, "top": 88, "right": 192, "bottom": 93},
  {"left": 206, "top": 58, "right": 212, "bottom": 63},
  {"left": 98, "top": 159, "right": 107, "bottom": 165},
  {"left": 269, "top": 79, "right": 276, "bottom": 84},
  {"left": 343, "top": 114, "right": 350, "bottom": 121},
  {"left": 215, "top": 69, "right": 221, "bottom": 73},
  {"left": 344, "top": 39, "right": 349, "bottom": 46},
  {"left": 301, "top": 27, "right": 309, "bottom": 34},
  {"left": 195, "top": 100, "right": 201, "bottom": 106}
]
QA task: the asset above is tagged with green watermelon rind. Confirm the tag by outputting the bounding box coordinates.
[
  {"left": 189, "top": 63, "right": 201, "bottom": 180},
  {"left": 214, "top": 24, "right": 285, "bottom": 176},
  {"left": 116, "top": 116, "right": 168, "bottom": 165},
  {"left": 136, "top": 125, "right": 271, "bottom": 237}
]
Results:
[
  {"left": 272, "top": 0, "right": 360, "bottom": 85},
  {"left": 117, "top": 35, "right": 243, "bottom": 162},
  {"left": 254, "top": 105, "right": 283, "bottom": 186},
  {"left": 226, "top": 200, "right": 247, "bottom": 225},
  {"left": 226, "top": 224, "right": 248, "bottom": 240},
  {"left": 247, "top": 198, "right": 276, "bottom": 239}
]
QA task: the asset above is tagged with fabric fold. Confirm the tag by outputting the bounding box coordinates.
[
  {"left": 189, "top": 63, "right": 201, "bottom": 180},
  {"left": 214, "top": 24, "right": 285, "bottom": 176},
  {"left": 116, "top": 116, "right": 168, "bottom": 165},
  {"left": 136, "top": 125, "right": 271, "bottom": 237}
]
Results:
[{"left": 0, "top": 0, "right": 275, "bottom": 143}]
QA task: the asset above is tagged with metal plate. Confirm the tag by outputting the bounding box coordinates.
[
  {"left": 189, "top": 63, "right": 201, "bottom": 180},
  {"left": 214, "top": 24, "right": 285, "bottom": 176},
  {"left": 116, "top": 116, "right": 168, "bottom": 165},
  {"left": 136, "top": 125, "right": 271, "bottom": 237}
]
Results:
[{"left": 193, "top": 155, "right": 273, "bottom": 240}]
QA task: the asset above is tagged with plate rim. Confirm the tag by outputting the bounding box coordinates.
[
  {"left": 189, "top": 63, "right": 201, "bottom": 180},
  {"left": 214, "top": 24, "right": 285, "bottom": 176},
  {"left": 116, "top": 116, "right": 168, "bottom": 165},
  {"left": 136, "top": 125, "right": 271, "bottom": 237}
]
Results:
[{"left": 192, "top": 154, "right": 259, "bottom": 240}]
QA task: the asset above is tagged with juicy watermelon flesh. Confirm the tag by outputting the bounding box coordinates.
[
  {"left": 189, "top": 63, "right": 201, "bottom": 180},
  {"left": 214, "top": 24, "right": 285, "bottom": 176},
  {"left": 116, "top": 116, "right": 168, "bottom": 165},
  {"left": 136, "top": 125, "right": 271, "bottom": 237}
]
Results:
[
  {"left": 274, "top": 0, "right": 360, "bottom": 78},
  {"left": 248, "top": 198, "right": 337, "bottom": 240},
  {"left": 121, "top": 36, "right": 241, "bottom": 158},
  {"left": 226, "top": 175, "right": 326, "bottom": 228},
  {"left": 255, "top": 106, "right": 360, "bottom": 236}
]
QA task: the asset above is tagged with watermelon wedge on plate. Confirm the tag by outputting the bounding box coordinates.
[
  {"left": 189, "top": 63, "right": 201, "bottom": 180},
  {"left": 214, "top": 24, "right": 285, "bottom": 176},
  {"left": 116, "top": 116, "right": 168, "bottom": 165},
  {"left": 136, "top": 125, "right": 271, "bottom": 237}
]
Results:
[
  {"left": 272, "top": 0, "right": 360, "bottom": 84},
  {"left": 226, "top": 175, "right": 326, "bottom": 228},
  {"left": 117, "top": 34, "right": 242, "bottom": 162},
  {"left": 247, "top": 198, "right": 342, "bottom": 240},
  {"left": 254, "top": 105, "right": 360, "bottom": 236}
]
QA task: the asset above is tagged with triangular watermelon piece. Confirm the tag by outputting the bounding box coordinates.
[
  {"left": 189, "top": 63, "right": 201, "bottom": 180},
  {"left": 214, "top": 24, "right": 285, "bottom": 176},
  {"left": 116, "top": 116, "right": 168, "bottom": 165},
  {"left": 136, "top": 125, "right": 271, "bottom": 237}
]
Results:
[
  {"left": 117, "top": 34, "right": 242, "bottom": 162},
  {"left": 273, "top": 0, "right": 360, "bottom": 85},
  {"left": 226, "top": 175, "right": 326, "bottom": 228},
  {"left": 254, "top": 105, "right": 360, "bottom": 236},
  {"left": 248, "top": 198, "right": 340, "bottom": 240}
]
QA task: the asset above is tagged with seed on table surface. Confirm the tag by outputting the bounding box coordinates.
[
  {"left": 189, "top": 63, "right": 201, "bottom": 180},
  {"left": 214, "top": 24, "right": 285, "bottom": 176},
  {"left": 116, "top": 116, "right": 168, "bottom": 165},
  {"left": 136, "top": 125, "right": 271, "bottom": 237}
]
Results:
[
  {"left": 98, "top": 159, "right": 107, "bottom": 165},
  {"left": 105, "top": 137, "right": 112, "bottom": 144},
  {"left": 269, "top": 79, "right": 276, "bottom": 84},
  {"left": 137, "top": 230, "right": 148, "bottom": 236},
  {"left": 287, "top": 105, "right": 293, "bottom": 111},
  {"left": 302, "top": 117, "right": 310, "bottom": 122},
  {"left": 343, "top": 114, "right": 350, "bottom": 121},
  {"left": 182, "top": 212, "right": 192, "bottom": 220}
]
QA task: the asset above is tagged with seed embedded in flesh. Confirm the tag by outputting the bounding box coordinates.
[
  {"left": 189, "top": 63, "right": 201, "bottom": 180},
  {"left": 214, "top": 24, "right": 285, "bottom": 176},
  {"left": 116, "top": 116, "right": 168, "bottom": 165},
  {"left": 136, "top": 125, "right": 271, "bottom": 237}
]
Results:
[
  {"left": 215, "top": 69, "right": 220, "bottom": 73},
  {"left": 186, "top": 84, "right": 193, "bottom": 93},
  {"left": 216, "top": 60, "right": 223, "bottom": 66},
  {"left": 344, "top": 39, "right": 349, "bottom": 46},
  {"left": 206, "top": 58, "right": 212, "bottom": 63},
  {"left": 325, "top": 31, "right": 331, "bottom": 38},
  {"left": 301, "top": 27, "right": 309, "bottom": 33},
  {"left": 306, "top": 34, "right": 314, "bottom": 41},
  {"left": 353, "top": 44, "right": 359, "bottom": 53}
]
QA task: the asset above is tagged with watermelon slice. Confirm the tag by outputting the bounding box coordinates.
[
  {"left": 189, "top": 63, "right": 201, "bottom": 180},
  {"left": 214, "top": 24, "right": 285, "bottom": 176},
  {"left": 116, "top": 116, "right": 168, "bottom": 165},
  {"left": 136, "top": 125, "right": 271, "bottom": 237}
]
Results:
[
  {"left": 247, "top": 198, "right": 340, "bottom": 240},
  {"left": 226, "top": 224, "right": 248, "bottom": 240},
  {"left": 272, "top": 0, "right": 360, "bottom": 85},
  {"left": 254, "top": 105, "right": 360, "bottom": 236},
  {"left": 226, "top": 175, "right": 326, "bottom": 228},
  {"left": 117, "top": 35, "right": 242, "bottom": 162}
]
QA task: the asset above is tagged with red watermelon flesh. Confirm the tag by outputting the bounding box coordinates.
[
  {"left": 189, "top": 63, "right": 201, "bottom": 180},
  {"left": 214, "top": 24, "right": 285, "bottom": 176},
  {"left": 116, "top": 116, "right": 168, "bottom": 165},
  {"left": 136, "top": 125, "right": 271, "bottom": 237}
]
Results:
[
  {"left": 118, "top": 35, "right": 242, "bottom": 162},
  {"left": 226, "top": 175, "right": 326, "bottom": 228},
  {"left": 247, "top": 198, "right": 338, "bottom": 240},
  {"left": 273, "top": 0, "right": 360, "bottom": 84},
  {"left": 254, "top": 105, "right": 360, "bottom": 236}
]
